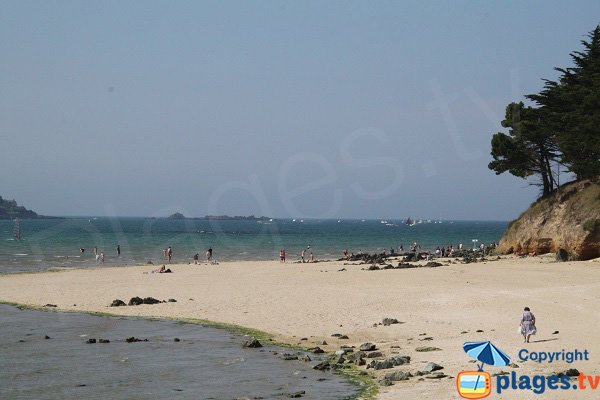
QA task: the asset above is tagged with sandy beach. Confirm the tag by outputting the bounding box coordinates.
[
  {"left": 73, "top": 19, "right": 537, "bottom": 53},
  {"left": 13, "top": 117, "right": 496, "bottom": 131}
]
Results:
[{"left": 1, "top": 255, "right": 600, "bottom": 399}]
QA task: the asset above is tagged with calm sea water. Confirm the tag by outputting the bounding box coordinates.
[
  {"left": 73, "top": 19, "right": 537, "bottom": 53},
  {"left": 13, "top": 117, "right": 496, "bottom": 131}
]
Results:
[
  {"left": 0, "top": 218, "right": 507, "bottom": 273},
  {"left": 0, "top": 305, "right": 357, "bottom": 400}
]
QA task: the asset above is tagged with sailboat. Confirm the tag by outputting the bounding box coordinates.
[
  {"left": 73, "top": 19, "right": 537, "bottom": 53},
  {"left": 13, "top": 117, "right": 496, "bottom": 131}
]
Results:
[{"left": 13, "top": 218, "right": 22, "bottom": 241}]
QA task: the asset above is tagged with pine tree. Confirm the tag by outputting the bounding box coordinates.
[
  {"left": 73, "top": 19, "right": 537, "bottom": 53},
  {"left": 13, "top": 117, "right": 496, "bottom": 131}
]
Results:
[
  {"left": 489, "top": 102, "right": 558, "bottom": 196},
  {"left": 528, "top": 25, "right": 600, "bottom": 179}
]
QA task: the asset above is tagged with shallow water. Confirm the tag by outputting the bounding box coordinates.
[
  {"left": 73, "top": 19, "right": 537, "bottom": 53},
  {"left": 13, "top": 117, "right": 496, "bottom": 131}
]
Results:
[
  {"left": 0, "top": 305, "right": 357, "bottom": 400},
  {"left": 0, "top": 218, "right": 507, "bottom": 273}
]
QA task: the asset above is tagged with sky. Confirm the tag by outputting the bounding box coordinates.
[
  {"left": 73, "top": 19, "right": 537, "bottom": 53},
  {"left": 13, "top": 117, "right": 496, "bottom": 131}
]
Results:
[{"left": 1, "top": 1, "right": 599, "bottom": 220}]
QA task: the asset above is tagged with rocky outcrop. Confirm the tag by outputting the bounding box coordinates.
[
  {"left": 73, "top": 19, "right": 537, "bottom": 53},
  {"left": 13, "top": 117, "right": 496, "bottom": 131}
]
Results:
[{"left": 498, "top": 179, "right": 600, "bottom": 260}]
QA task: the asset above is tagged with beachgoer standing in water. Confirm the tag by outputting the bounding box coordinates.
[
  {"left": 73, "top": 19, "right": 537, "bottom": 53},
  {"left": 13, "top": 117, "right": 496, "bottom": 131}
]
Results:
[
  {"left": 92, "top": 246, "right": 97, "bottom": 256},
  {"left": 116, "top": 244, "right": 121, "bottom": 256},
  {"left": 520, "top": 307, "right": 537, "bottom": 343},
  {"left": 100, "top": 252, "right": 105, "bottom": 263},
  {"left": 193, "top": 253, "right": 199, "bottom": 264},
  {"left": 167, "top": 246, "right": 172, "bottom": 262},
  {"left": 301, "top": 249, "right": 305, "bottom": 263}
]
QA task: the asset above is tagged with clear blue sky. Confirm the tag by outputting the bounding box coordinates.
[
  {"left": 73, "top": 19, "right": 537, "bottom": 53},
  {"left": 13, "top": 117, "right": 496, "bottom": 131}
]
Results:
[{"left": 1, "top": 1, "right": 598, "bottom": 220}]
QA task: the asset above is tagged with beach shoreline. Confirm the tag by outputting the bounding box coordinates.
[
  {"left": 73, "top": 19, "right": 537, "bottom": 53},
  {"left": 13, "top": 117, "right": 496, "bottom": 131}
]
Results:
[{"left": 1, "top": 255, "right": 599, "bottom": 399}]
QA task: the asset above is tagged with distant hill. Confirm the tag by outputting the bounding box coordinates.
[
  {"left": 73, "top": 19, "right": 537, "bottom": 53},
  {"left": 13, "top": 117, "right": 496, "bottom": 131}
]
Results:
[
  {"left": 166, "top": 213, "right": 271, "bottom": 221},
  {"left": 498, "top": 179, "right": 600, "bottom": 260},
  {"left": 0, "top": 196, "right": 39, "bottom": 219}
]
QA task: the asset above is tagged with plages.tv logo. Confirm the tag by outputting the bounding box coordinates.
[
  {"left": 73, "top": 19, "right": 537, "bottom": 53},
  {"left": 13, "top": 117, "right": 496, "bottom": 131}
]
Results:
[{"left": 457, "top": 341, "right": 511, "bottom": 399}]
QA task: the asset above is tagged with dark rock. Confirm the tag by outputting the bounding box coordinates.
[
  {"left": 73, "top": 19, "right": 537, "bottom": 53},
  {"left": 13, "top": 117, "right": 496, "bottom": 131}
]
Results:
[
  {"left": 168, "top": 299, "right": 177, "bottom": 303},
  {"left": 339, "top": 335, "right": 349, "bottom": 339},
  {"left": 319, "top": 340, "right": 328, "bottom": 345},
  {"left": 382, "top": 318, "right": 400, "bottom": 326},
  {"left": 366, "top": 351, "right": 383, "bottom": 358},
  {"left": 282, "top": 354, "right": 298, "bottom": 361},
  {"left": 125, "top": 337, "right": 148, "bottom": 343},
  {"left": 300, "top": 354, "right": 311, "bottom": 362},
  {"left": 98, "top": 339, "right": 110, "bottom": 343},
  {"left": 383, "top": 264, "right": 395, "bottom": 269},
  {"left": 128, "top": 297, "right": 144, "bottom": 306},
  {"left": 44, "top": 335, "right": 51, "bottom": 340},
  {"left": 174, "top": 338, "right": 180, "bottom": 342},
  {"left": 508, "top": 362, "right": 519, "bottom": 368},
  {"left": 552, "top": 330, "right": 559, "bottom": 335},
  {"left": 425, "top": 372, "right": 447, "bottom": 379},
  {"left": 476, "top": 330, "right": 484, "bottom": 333},
  {"left": 110, "top": 299, "right": 126, "bottom": 307},
  {"left": 309, "top": 347, "right": 325, "bottom": 354},
  {"left": 331, "top": 333, "right": 342, "bottom": 337},
  {"left": 556, "top": 248, "right": 570, "bottom": 262},
  {"left": 335, "top": 356, "right": 345, "bottom": 364},
  {"left": 367, "top": 355, "right": 410, "bottom": 370},
  {"left": 44, "top": 304, "right": 57, "bottom": 308},
  {"left": 287, "top": 391, "right": 305, "bottom": 398},
  {"left": 563, "top": 369, "right": 580, "bottom": 377},
  {"left": 385, "top": 371, "right": 412, "bottom": 381},
  {"left": 142, "top": 297, "right": 161, "bottom": 305},
  {"left": 367, "top": 265, "right": 380, "bottom": 270},
  {"left": 313, "top": 361, "right": 330, "bottom": 371},
  {"left": 420, "top": 362, "right": 443, "bottom": 373},
  {"left": 359, "top": 342, "right": 377, "bottom": 351},
  {"left": 424, "top": 262, "right": 443, "bottom": 268},
  {"left": 243, "top": 338, "right": 263, "bottom": 348},
  {"left": 492, "top": 371, "right": 509, "bottom": 376},
  {"left": 86, "top": 338, "right": 96, "bottom": 344},
  {"left": 379, "top": 378, "right": 393, "bottom": 386},
  {"left": 415, "top": 346, "right": 441, "bottom": 352},
  {"left": 300, "top": 337, "right": 308, "bottom": 341},
  {"left": 419, "top": 337, "right": 433, "bottom": 341},
  {"left": 355, "top": 357, "right": 366, "bottom": 366}
]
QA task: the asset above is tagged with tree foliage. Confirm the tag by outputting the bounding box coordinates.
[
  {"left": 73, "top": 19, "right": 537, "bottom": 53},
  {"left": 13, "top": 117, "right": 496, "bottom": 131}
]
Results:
[{"left": 490, "top": 25, "right": 600, "bottom": 195}]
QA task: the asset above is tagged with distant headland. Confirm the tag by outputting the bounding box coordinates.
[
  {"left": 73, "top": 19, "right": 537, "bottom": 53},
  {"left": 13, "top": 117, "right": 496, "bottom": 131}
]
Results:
[
  {"left": 0, "top": 196, "right": 59, "bottom": 219},
  {"left": 167, "top": 213, "right": 272, "bottom": 221}
]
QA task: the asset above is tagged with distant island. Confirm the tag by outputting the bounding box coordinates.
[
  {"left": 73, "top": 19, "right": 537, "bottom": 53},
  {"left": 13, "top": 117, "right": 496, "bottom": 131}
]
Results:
[
  {"left": 0, "top": 196, "right": 57, "bottom": 219},
  {"left": 167, "top": 213, "right": 272, "bottom": 221}
]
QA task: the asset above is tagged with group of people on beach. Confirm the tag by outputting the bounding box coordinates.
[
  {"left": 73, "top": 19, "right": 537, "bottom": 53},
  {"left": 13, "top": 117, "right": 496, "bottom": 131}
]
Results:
[
  {"left": 78, "top": 244, "right": 123, "bottom": 264},
  {"left": 191, "top": 247, "right": 214, "bottom": 264}
]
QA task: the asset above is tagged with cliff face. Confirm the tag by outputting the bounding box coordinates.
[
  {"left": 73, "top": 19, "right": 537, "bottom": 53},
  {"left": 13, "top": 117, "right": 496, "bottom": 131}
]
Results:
[{"left": 498, "top": 179, "right": 600, "bottom": 261}]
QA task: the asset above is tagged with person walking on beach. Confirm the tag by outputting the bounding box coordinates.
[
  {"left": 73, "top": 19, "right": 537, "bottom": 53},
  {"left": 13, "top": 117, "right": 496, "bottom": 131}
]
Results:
[
  {"left": 301, "top": 249, "right": 305, "bottom": 263},
  {"left": 193, "top": 253, "right": 199, "bottom": 264},
  {"left": 206, "top": 247, "right": 213, "bottom": 262},
  {"left": 520, "top": 307, "right": 537, "bottom": 343},
  {"left": 280, "top": 249, "right": 286, "bottom": 263},
  {"left": 100, "top": 252, "right": 105, "bottom": 263},
  {"left": 116, "top": 244, "right": 121, "bottom": 256}
]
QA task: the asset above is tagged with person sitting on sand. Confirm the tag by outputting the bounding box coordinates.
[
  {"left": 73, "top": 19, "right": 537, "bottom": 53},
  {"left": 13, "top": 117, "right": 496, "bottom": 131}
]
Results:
[
  {"left": 520, "top": 307, "right": 537, "bottom": 343},
  {"left": 152, "top": 265, "right": 166, "bottom": 273},
  {"left": 151, "top": 265, "right": 172, "bottom": 273}
]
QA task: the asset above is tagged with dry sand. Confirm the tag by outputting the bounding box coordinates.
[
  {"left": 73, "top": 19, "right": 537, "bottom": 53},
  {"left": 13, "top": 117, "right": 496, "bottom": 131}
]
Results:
[{"left": 1, "top": 255, "right": 599, "bottom": 399}]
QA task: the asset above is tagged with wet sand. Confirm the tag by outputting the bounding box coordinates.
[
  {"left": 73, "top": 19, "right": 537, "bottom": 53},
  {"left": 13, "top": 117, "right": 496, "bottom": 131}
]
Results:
[{"left": 1, "top": 254, "right": 599, "bottom": 399}]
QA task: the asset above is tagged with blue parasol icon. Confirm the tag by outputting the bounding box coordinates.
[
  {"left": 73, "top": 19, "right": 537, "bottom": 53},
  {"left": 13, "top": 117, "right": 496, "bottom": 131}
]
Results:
[
  {"left": 463, "top": 341, "right": 511, "bottom": 393},
  {"left": 463, "top": 341, "right": 511, "bottom": 370}
]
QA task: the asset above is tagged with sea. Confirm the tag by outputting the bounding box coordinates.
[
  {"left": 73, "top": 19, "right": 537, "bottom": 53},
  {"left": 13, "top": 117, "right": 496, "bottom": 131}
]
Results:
[
  {"left": 0, "top": 304, "right": 357, "bottom": 400},
  {"left": 1, "top": 218, "right": 507, "bottom": 274}
]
